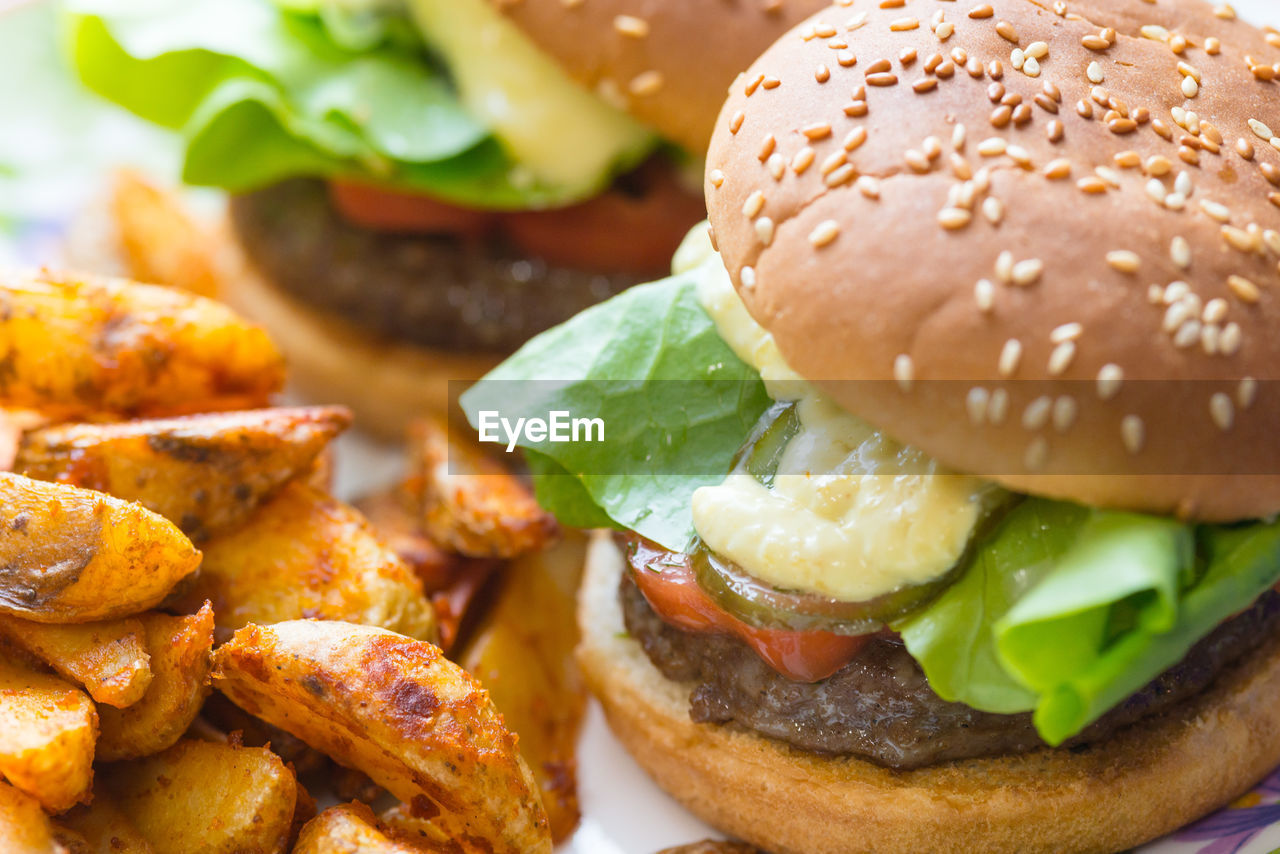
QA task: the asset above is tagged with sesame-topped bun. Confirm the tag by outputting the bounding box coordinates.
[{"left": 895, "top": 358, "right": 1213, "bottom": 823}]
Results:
[
  {"left": 490, "top": 0, "right": 832, "bottom": 152},
  {"left": 705, "top": 0, "right": 1280, "bottom": 522}
]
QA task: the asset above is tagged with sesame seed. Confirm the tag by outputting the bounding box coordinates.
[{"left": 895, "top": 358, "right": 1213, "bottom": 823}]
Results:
[
  {"left": 894, "top": 354, "right": 914, "bottom": 390},
  {"left": 1171, "top": 236, "right": 1192, "bottom": 269},
  {"left": 1250, "top": 119, "right": 1274, "bottom": 141},
  {"left": 629, "top": 70, "right": 664, "bottom": 96},
  {"left": 1023, "top": 396, "right": 1052, "bottom": 430},
  {"left": 1239, "top": 377, "right": 1258, "bottom": 408},
  {"left": 1173, "top": 319, "right": 1201, "bottom": 348},
  {"left": 856, "top": 175, "right": 881, "bottom": 199},
  {"left": 966, "top": 387, "right": 990, "bottom": 424},
  {"left": 766, "top": 153, "right": 785, "bottom": 181},
  {"left": 1203, "top": 298, "right": 1229, "bottom": 324},
  {"left": 1026, "top": 41, "right": 1049, "bottom": 59},
  {"left": 1181, "top": 76, "right": 1199, "bottom": 98},
  {"left": 1044, "top": 158, "right": 1072, "bottom": 180},
  {"left": 820, "top": 150, "right": 848, "bottom": 175},
  {"left": 1087, "top": 61, "right": 1104, "bottom": 83},
  {"left": 816, "top": 64, "right": 831, "bottom": 83},
  {"left": 1053, "top": 396, "right": 1078, "bottom": 432},
  {"left": 809, "top": 219, "right": 841, "bottom": 248},
  {"left": 791, "top": 147, "right": 815, "bottom": 174},
  {"left": 1047, "top": 120, "right": 1065, "bottom": 143},
  {"left": 709, "top": 169, "right": 725, "bottom": 188},
  {"left": 1209, "top": 393, "right": 1234, "bottom": 431},
  {"left": 1140, "top": 24, "right": 1170, "bottom": 41},
  {"left": 978, "top": 137, "right": 1007, "bottom": 157},
  {"left": 802, "top": 123, "right": 833, "bottom": 141},
  {"left": 1146, "top": 179, "right": 1167, "bottom": 204},
  {"left": 1121, "top": 415, "right": 1145, "bottom": 454},
  {"left": 614, "top": 15, "right": 650, "bottom": 37},
  {"left": 826, "top": 163, "right": 857, "bottom": 188},
  {"left": 753, "top": 215, "right": 776, "bottom": 247},
  {"left": 974, "top": 279, "right": 996, "bottom": 312},
  {"left": 1221, "top": 322, "right": 1243, "bottom": 355},
  {"left": 1199, "top": 200, "right": 1231, "bottom": 222},
  {"left": 1023, "top": 57, "right": 1042, "bottom": 77},
  {"left": 936, "top": 21, "right": 955, "bottom": 39},
  {"left": 995, "top": 250, "right": 1015, "bottom": 283},
  {"left": 729, "top": 112, "right": 745, "bottom": 134},
  {"left": 743, "top": 190, "right": 765, "bottom": 219},
  {"left": 1023, "top": 438, "right": 1050, "bottom": 471},
  {"left": 905, "top": 150, "right": 931, "bottom": 173},
  {"left": 1097, "top": 364, "right": 1124, "bottom": 399},
  {"left": 1082, "top": 34, "right": 1110, "bottom": 51},
  {"left": 740, "top": 266, "right": 756, "bottom": 289},
  {"left": 1265, "top": 230, "right": 1280, "bottom": 255},
  {"left": 889, "top": 17, "right": 919, "bottom": 31},
  {"left": 996, "top": 21, "right": 1019, "bottom": 43},
  {"left": 1050, "top": 322, "right": 1083, "bottom": 343},
  {"left": 758, "top": 134, "right": 776, "bottom": 160},
  {"left": 867, "top": 72, "right": 899, "bottom": 86},
  {"left": 999, "top": 338, "right": 1022, "bottom": 376},
  {"left": 1145, "top": 155, "right": 1172, "bottom": 176},
  {"left": 982, "top": 197, "right": 1004, "bottom": 225},
  {"left": 1012, "top": 259, "right": 1044, "bottom": 286},
  {"left": 1228, "top": 275, "right": 1261, "bottom": 303},
  {"left": 1222, "top": 226, "right": 1259, "bottom": 253},
  {"left": 968, "top": 4, "right": 994, "bottom": 18},
  {"left": 988, "top": 389, "right": 1010, "bottom": 424},
  {"left": 1106, "top": 250, "right": 1141, "bottom": 273},
  {"left": 1078, "top": 177, "right": 1108, "bottom": 194},
  {"left": 1047, "top": 341, "right": 1076, "bottom": 375},
  {"left": 1206, "top": 36, "right": 1221, "bottom": 55},
  {"left": 938, "top": 208, "right": 973, "bottom": 230}
]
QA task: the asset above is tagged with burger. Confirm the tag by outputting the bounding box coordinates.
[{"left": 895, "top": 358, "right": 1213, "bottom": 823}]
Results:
[
  {"left": 461, "top": 0, "right": 1280, "bottom": 850},
  {"left": 63, "top": 0, "right": 828, "bottom": 434}
]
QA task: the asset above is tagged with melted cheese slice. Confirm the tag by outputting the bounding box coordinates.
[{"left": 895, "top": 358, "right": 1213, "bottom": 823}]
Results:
[{"left": 680, "top": 227, "right": 997, "bottom": 602}]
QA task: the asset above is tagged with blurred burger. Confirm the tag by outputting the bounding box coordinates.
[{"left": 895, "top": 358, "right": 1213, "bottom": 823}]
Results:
[
  {"left": 65, "top": 0, "right": 827, "bottom": 433},
  {"left": 463, "top": 0, "right": 1280, "bottom": 851}
]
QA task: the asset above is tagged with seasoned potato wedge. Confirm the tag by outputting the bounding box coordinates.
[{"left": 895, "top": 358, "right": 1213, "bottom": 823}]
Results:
[
  {"left": 0, "top": 474, "right": 201, "bottom": 623},
  {"left": 16, "top": 407, "right": 351, "bottom": 541},
  {"left": 0, "top": 780, "right": 67, "bottom": 853},
  {"left": 213, "top": 621, "right": 552, "bottom": 854},
  {"left": 96, "top": 605, "right": 213, "bottom": 762},
  {"left": 0, "top": 658, "right": 96, "bottom": 812},
  {"left": 0, "top": 615, "right": 150, "bottom": 708},
  {"left": 102, "top": 738, "right": 296, "bottom": 854},
  {"left": 406, "top": 418, "right": 556, "bottom": 559},
  {"left": 173, "top": 482, "right": 436, "bottom": 642},
  {"left": 110, "top": 170, "right": 220, "bottom": 300},
  {"left": 461, "top": 532, "right": 588, "bottom": 843},
  {"left": 58, "top": 787, "right": 153, "bottom": 854},
  {"left": 0, "top": 270, "right": 284, "bottom": 418},
  {"left": 294, "top": 802, "right": 433, "bottom": 854},
  {"left": 0, "top": 410, "right": 47, "bottom": 472}
]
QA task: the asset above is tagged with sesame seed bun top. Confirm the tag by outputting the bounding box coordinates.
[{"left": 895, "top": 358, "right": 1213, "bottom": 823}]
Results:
[
  {"left": 704, "top": 0, "right": 1280, "bottom": 522},
  {"left": 489, "top": 0, "right": 832, "bottom": 153}
]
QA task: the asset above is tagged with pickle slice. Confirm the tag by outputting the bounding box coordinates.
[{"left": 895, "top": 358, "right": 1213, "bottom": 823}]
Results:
[{"left": 729, "top": 400, "right": 800, "bottom": 486}]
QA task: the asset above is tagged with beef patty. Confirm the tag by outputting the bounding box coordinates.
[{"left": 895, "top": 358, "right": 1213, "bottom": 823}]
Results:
[
  {"left": 620, "top": 571, "right": 1280, "bottom": 770},
  {"left": 228, "top": 180, "right": 643, "bottom": 353}
]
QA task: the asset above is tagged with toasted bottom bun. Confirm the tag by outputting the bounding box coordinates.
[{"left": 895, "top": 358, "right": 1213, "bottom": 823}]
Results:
[
  {"left": 214, "top": 223, "right": 502, "bottom": 441},
  {"left": 578, "top": 534, "right": 1280, "bottom": 854}
]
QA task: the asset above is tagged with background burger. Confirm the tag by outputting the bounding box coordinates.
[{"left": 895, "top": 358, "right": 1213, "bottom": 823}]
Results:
[
  {"left": 64, "top": 0, "right": 828, "bottom": 435},
  {"left": 463, "top": 0, "right": 1280, "bottom": 850}
]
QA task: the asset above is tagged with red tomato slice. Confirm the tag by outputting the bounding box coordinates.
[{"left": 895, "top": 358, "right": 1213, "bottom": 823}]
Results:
[
  {"left": 502, "top": 161, "right": 706, "bottom": 276},
  {"left": 626, "top": 538, "right": 869, "bottom": 683},
  {"left": 329, "top": 181, "right": 495, "bottom": 238}
]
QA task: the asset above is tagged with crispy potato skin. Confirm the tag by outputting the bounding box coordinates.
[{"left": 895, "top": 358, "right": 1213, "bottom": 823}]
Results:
[
  {"left": 174, "top": 482, "right": 437, "bottom": 643},
  {"left": 103, "top": 738, "right": 296, "bottom": 854},
  {"left": 406, "top": 419, "right": 556, "bottom": 559},
  {"left": 212, "top": 621, "right": 552, "bottom": 854},
  {"left": 294, "top": 802, "right": 430, "bottom": 854},
  {"left": 58, "top": 787, "right": 154, "bottom": 854},
  {"left": 0, "top": 780, "right": 67, "bottom": 853},
  {"left": 0, "top": 270, "right": 284, "bottom": 418},
  {"left": 16, "top": 407, "right": 351, "bottom": 541},
  {"left": 0, "top": 658, "right": 96, "bottom": 812},
  {"left": 461, "top": 533, "right": 587, "bottom": 843},
  {"left": 0, "top": 474, "right": 201, "bottom": 623},
  {"left": 0, "top": 615, "right": 151, "bottom": 708},
  {"left": 96, "top": 605, "right": 213, "bottom": 762}
]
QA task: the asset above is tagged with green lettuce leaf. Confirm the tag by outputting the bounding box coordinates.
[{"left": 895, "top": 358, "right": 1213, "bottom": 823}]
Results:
[
  {"left": 61, "top": 0, "right": 615, "bottom": 207},
  {"left": 460, "top": 267, "right": 772, "bottom": 551}
]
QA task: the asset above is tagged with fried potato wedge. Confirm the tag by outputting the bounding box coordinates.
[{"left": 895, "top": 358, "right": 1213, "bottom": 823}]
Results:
[
  {"left": 110, "top": 170, "right": 220, "bottom": 300},
  {"left": 0, "top": 658, "right": 96, "bottom": 812},
  {"left": 656, "top": 843, "right": 760, "bottom": 854},
  {"left": 294, "top": 802, "right": 433, "bottom": 854},
  {"left": 0, "top": 780, "right": 68, "bottom": 853},
  {"left": 16, "top": 407, "right": 351, "bottom": 541},
  {"left": 58, "top": 787, "right": 153, "bottom": 854},
  {"left": 460, "top": 531, "right": 588, "bottom": 843},
  {"left": 0, "top": 270, "right": 283, "bottom": 418},
  {"left": 102, "top": 738, "right": 296, "bottom": 854},
  {"left": 0, "top": 615, "right": 150, "bottom": 708},
  {"left": 173, "top": 482, "right": 436, "bottom": 642},
  {"left": 96, "top": 605, "right": 213, "bottom": 762},
  {"left": 406, "top": 419, "right": 556, "bottom": 559},
  {"left": 0, "top": 474, "right": 201, "bottom": 623},
  {"left": 213, "top": 620, "right": 552, "bottom": 854}
]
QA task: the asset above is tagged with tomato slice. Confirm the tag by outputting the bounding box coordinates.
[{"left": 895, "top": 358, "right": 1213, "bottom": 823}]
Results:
[
  {"left": 625, "top": 537, "right": 871, "bottom": 683},
  {"left": 328, "top": 180, "right": 495, "bottom": 238},
  {"left": 500, "top": 160, "right": 706, "bottom": 276}
]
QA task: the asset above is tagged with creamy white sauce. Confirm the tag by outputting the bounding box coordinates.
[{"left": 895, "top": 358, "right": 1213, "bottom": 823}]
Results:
[{"left": 681, "top": 226, "right": 997, "bottom": 602}]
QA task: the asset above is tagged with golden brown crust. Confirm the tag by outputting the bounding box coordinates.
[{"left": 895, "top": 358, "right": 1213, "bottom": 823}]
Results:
[
  {"left": 705, "top": 0, "right": 1280, "bottom": 521},
  {"left": 490, "top": 0, "right": 831, "bottom": 152},
  {"left": 213, "top": 221, "right": 501, "bottom": 441},
  {"left": 579, "top": 534, "right": 1280, "bottom": 854}
]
